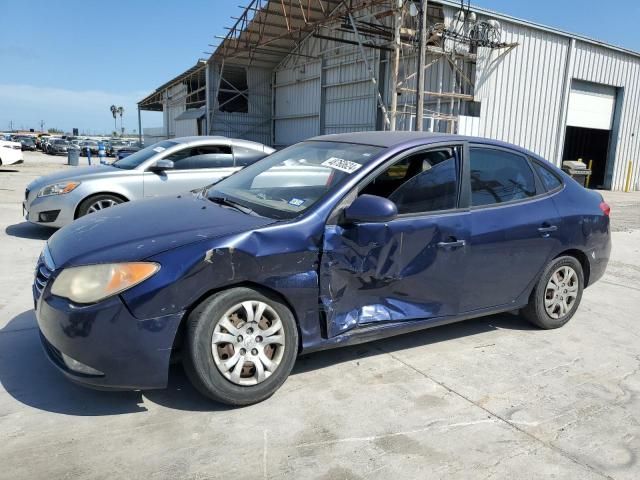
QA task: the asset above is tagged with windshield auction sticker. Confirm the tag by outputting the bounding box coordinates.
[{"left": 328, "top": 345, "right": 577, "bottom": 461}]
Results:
[
  {"left": 153, "top": 146, "right": 166, "bottom": 153},
  {"left": 321, "top": 157, "right": 362, "bottom": 174}
]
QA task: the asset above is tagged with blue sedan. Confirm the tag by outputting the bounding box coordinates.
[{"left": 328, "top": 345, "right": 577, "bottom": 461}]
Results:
[{"left": 34, "top": 132, "right": 611, "bottom": 405}]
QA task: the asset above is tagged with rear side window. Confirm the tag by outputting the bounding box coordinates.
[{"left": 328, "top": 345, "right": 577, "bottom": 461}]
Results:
[
  {"left": 234, "top": 145, "right": 266, "bottom": 167},
  {"left": 469, "top": 147, "right": 537, "bottom": 206},
  {"left": 532, "top": 160, "right": 563, "bottom": 191}
]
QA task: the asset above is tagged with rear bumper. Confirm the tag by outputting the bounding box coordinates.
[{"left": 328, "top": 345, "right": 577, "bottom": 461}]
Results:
[
  {"left": 36, "top": 289, "right": 184, "bottom": 390},
  {"left": 586, "top": 235, "right": 611, "bottom": 287}
]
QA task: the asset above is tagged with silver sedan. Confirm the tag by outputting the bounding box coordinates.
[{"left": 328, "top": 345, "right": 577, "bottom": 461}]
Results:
[{"left": 23, "top": 136, "right": 274, "bottom": 228}]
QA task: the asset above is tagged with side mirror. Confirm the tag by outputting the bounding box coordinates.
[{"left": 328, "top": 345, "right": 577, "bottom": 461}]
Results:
[
  {"left": 148, "top": 159, "right": 174, "bottom": 172},
  {"left": 343, "top": 194, "right": 398, "bottom": 223}
]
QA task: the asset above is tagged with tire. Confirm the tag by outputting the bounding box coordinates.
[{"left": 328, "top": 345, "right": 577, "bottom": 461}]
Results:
[
  {"left": 523, "top": 255, "right": 584, "bottom": 329},
  {"left": 77, "top": 194, "right": 123, "bottom": 218},
  {"left": 183, "top": 287, "right": 299, "bottom": 406}
]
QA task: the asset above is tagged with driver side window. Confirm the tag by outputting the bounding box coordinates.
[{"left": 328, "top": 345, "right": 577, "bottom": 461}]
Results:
[{"left": 360, "top": 147, "right": 460, "bottom": 214}]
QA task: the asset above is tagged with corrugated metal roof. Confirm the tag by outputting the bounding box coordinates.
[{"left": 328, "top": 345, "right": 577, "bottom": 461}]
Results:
[{"left": 138, "top": 60, "right": 207, "bottom": 111}]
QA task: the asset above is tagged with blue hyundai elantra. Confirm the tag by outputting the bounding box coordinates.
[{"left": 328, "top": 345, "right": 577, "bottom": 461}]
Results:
[{"left": 34, "top": 132, "right": 611, "bottom": 405}]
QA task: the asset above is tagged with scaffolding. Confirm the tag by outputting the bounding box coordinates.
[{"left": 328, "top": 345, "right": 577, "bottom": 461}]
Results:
[{"left": 209, "top": 0, "right": 518, "bottom": 139}]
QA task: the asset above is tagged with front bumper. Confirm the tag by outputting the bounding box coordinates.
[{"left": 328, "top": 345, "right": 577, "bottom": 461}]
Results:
[
  {"left": 23, "top": 190, "right": 78, "bottom": 228},
  {"left": 35, "top": 278, "right": 184, "bottom": 390}
]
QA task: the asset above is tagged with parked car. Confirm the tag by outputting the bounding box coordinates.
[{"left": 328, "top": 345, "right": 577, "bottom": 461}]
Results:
[
  {"left": 48, "top": 139, "right": 71, "bottom": 155},
  {"left": 42, "top": 137, "right": 60, "bottom": 154},
  {"left": 0, "top": 139, "right": 24, "bottom": 166},
  {"left": 36, "top": 135, "right": 50, "bottom": 150},
  {"left": 33, "top": 132, "right": 611, "bottom": 405},
  {"left": 116, "top": 142, "right": 143, "bottom": 160},
  {"left": 20, "top": 137, "right": 37, "bottom": 151},
  {"left": 106, "top": 140, "right": 128, "bottom": 157},
  {"left": 79, "top": 140, "right": 99, "bottom": 156},
  {"left": 23, "top": 136, "right": 274, "bottom": 227}
]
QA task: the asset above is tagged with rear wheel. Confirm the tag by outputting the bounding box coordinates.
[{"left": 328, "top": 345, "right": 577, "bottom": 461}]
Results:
[
  {"left": 77, "top": 194, "right": 123, "bottom": 218},
  {"left": 523, "top": 255, "right": 584, "bottom": 329},
  {"left": 183, "top": 287, "right": 298, "bottom": 406}
]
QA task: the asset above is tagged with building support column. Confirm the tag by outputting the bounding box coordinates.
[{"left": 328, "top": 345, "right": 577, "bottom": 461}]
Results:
[
  {"left": 389, "top": 0, "right": 402, "bottom": 131},
  {"left": 555, "top": 38, "right": 576, "bottom": 166},
  {"left": 415, "top": 0, "right": 428, "bottom": 131}
]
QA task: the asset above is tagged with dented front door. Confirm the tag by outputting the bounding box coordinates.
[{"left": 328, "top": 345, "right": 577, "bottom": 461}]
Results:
[{"left": 320, "top": 212, "right": 470, "bottom": 337}]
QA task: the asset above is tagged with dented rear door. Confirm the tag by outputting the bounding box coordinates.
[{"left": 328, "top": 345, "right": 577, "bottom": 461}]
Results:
[{"left": 320, "top": 211, "right": 470, "bottom": 337}]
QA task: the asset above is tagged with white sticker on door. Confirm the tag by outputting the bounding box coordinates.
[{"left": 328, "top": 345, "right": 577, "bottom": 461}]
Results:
[{"left": 321, "top": 157, "right": 362, "bottom": 174}]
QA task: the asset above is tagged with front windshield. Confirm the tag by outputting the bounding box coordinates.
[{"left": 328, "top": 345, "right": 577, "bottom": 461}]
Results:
[
  {"left": 112, "top": 140, "right": 178, "bottom": 170},
  {"left": 209, "top": 141, "right": 383, "bottom": 219}
]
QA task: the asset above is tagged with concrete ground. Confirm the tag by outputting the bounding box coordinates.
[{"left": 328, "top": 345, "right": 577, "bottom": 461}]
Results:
[{"left": 1, "top": 151, "right": 639, "bottom": 479}]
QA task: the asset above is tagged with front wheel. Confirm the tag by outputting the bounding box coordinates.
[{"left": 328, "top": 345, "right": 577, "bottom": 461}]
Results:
[
  {"left": 523, "top": 255, "right": 584, "bottom": 329},
  {"left": 183, "top": 287, "right": 299, "bottom": 406},
  {"left": 77, "top": 194, "right": 123, "bottom": 218}
]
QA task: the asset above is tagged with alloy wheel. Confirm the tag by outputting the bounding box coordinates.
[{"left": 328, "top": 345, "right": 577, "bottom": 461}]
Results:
[
  {"left": 544, "top": 266, "right": 579, "bottom": 319},
  {"left": 211, "top": 301, "right": 285, "bottom": 386},
  {"left": 87, "top": 198, "right": 119, "bottom": 213}
]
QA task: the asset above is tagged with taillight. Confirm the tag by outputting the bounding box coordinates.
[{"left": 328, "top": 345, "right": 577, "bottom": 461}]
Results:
[{"left": 599, "top": 201, "right": 610, "bottom": 216}]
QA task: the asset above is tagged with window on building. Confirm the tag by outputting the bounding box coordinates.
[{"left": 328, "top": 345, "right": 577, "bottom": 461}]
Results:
[
  {"left": 469, "top": 148, "right": 537, "bottom": 206},
  {"left": 218, "top": 66, "right": 248, "bottom": 113},
  {"left": 360, "top": 147, "right": 460, "bottom": 214}
]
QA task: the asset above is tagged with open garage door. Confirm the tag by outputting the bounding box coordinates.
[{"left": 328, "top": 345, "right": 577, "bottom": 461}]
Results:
[{"left": 563, "top": 81, "right": 618, "bottom": 189}]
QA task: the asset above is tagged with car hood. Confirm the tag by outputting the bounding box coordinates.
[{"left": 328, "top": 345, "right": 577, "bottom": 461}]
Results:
[
  {"left": 27, "top": 165, "right": 124, "bottom": 191},
  {"left": 47, "top": 195, "right": 277, "bottom": 268}
]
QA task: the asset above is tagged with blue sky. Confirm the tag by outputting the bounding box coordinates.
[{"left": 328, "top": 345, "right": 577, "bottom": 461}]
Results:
[{"left": 1, "top": 0, "right": 638, "bottom": 134}]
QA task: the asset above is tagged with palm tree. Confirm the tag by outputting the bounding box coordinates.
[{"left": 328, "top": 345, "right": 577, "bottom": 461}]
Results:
[
  {"left": 117, "top": 106, "right": 124, "bottom": 134},
  {"left": 110, "top": 105, "right": 117, "bottom": 132}
]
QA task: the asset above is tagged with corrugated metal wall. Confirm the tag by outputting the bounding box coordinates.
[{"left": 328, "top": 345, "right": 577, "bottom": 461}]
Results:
[
  {"left": 273, "top": 34, "right": 380, "bottom": 146},
  {"left": 473, "top": 18, "right": 570, "bottom": 163},
  {"left": 174, "top": 119, "right": 198, "bottom": 138},
  {"left": 274, "top": 60, "right": 321, "bottom": 146},
  {"left": 165, "top": 84, "right": 187, "bottom": 138},
  {"left": 209, "top": 64, "right": 272, "bottom": 146},
  {"left": 323, "top": 48, "right": 378, "bottom": 134}
]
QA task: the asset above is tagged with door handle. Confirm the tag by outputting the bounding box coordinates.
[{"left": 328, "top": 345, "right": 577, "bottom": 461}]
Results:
[
  {"left": 437, "top": 239, "right": 466, "bottom": 249},
  {"left": 538, "top": 224, "right": 558, "bottom": 238}
]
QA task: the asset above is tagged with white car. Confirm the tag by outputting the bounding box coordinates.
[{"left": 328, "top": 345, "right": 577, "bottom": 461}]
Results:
[{"left": 0, "top": 140, "right": 24, "bottom": 166}]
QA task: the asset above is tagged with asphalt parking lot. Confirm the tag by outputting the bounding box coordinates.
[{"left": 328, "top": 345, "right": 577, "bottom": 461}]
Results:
[{"left": 1, "top": 151, "right": 639, "bottom": 479}]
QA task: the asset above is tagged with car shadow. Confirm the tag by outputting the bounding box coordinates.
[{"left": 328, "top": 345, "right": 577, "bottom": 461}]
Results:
[
  {"left": 0, "top": 310, "right": 228, "bottom": 416},
  {"left": 5, "top": 222, "right": 56, "bottom": 240},
  {"left": 0, "top": 309, "right": 535, "bottom": 415},
  {"left": 0, "top": 168, "right": 20, "bottom": 173},
  {"left": 292, "top": 311, "right": 536, "bottom": 375}
]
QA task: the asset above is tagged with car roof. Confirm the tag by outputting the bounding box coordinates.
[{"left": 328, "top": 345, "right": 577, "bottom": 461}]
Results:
[
  {"left": 309, "top": 131, "right": 453, "bottom": 148},
  {"left": 308, "top": 131, "right": 538, "bottom": 158},
  {"left": 172, "top": 136, "right": 268, "bottom": 150},
  {"left": 173, "top": 136, "right": 228, "bottom": 145}
]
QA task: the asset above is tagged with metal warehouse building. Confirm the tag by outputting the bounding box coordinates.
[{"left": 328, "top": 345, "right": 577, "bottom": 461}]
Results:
[{"left": 138, "top": 0, "right": 640, "bottom": 191}]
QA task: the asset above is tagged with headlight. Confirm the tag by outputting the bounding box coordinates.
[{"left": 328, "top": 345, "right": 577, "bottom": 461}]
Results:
[
  {"left": 37, "top": 181, "right": 80, "bottom": 197},
  {"left": 51, "top": 262, "right": 160, "bottom": 304}
]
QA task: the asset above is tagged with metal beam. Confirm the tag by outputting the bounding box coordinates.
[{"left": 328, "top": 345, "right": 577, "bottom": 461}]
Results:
[
  {"left": 416, "top": 0, "right": 428, "bottom": 131},
  {"left": 389, "top": 0, "right": 402, "bottom": 131}
]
